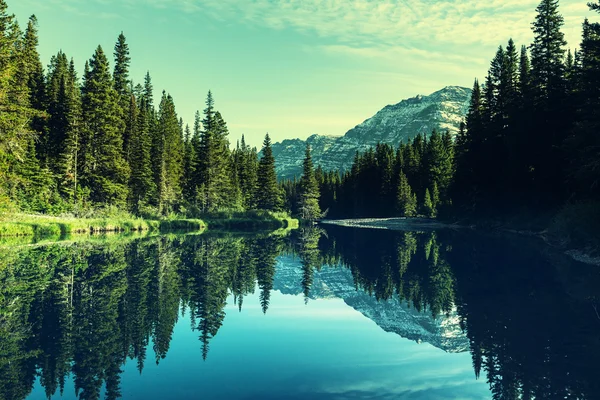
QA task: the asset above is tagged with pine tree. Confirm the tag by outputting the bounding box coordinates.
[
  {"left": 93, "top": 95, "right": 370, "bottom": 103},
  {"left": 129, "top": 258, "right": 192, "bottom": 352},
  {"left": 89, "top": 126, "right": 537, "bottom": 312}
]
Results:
[
  {"left": 567, "top": 8, "right": 600, "bottom": 196},
  {"left": 80, "top": 45, "right": 130, "bottom": 205},
  {"left": 113, "top": 32, "right": 131, "bottom": 160},
  {"left": 423, "top": 188, "right": 435, "bottom": 218},
  {"left": 212, "top": 111, "right": 239, "bottom": 207},
  {"left": 195, "top": 91, "right": 236, "bottom": 211},
  {"left": 46, "top": 53, "right": 70, "bottom": 174},
  {"left": 519, "top": 45, "right": 532, "bottom": 97},
  {"left": 431, "top": 181, "right": 440, "bottom": 209},
  {"left": 298, "top": 143, "right": 321, "bottom": 220},
  {"left": 529, "top": 0, "right": 569, "bottom": 200},
  {"left": 396, "top": 170, "right": 416, "bottom": 217},
  {"left": 113, "top": 32, "right": 130, "bottom": 102},
  {"left": 0, "top": 5, "right": 47, "bottom": 210},
  {"left": 143, "top": 71, "right": 154, "bottom": 112},
  {"left": 182, "top": 124, "right": 196, "bottom": 203},
  {"left": 530, "top": 0, "right": 567, "bottom": 102},
  {"left": 22, "top": 15, "right": 45, "bottom": 135},
  {"left": 453, "top": 79, "right": 484, "bottom": 206},
  {"left": 46, "top": 53, "right": 81, "bottom": 200},
  {"left": 190, "top": 110, "right": 202, "bottom": 197},
  {"left": 425, "top": 130, "right": 453, "bottom": 200},
  {"left": 129, "top": 97, "right": 154, "bottom": 211},
  {"left": 255, "top": 134, "right": 282, "bottom": 211},
  {"left": 235, "top": 134, "right": 258, "bottom": 209},
  {"left": 154, "top": 92, "right": 183, "bottom": 214}
]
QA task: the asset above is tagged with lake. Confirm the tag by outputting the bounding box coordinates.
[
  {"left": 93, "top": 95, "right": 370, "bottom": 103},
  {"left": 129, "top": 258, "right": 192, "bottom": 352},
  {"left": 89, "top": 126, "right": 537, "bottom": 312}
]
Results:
[{"left": 1, "top": 225, "right": 599, "bottom": 400}]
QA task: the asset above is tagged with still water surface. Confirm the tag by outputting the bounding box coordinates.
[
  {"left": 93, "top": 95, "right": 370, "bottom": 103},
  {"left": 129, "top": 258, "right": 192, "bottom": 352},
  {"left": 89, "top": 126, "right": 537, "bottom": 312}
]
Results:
[{"left": 1, "top": 225, "right": 599, "bottom": 399}]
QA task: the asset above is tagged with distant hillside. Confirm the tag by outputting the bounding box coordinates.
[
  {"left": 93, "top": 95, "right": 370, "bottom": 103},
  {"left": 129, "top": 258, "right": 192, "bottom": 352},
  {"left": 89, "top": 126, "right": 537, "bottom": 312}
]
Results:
[{"left": 271, "top": 86, "right": 471, "bottom": 179}]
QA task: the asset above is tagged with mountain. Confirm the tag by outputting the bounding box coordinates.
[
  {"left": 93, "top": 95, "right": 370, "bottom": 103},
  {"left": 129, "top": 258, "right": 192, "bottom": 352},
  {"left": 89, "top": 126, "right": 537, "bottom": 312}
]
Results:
[
  {"left": 273, "top": 255, "right": 469, "bottom": 353},
  {"left": 270, "top": 134, "right": 338, "bottom": 180},
  {"left": 271, "top": 86, "right": 471, "bottom": 179}
]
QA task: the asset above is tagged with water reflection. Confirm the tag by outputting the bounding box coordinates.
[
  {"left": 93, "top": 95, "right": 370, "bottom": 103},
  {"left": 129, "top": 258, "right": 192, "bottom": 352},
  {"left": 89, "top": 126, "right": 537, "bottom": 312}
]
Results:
[{"left": 0, "top": 226, "right": 598, "bottom": 400}]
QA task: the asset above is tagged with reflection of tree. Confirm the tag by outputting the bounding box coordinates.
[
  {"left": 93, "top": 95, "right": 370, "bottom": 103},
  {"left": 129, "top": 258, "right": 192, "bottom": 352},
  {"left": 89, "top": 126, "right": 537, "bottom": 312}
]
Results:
[
  {"left": 319, "top": 226, "right": 456, "bottom": 318},
  {"left": 0, "top": 250, "right": 42, "bottom": 400},
  {"left": 71, "top": 244, "right": 128, "bottom": 400},
  {"left": 318, "top": 226, "right": 600, "bottom": 398},
  {"left": 182, "top": 237, "right": 238, "bottom": 360},
  {"left": 37, "top": 252, "right": 77, "bottom": 399},
  {"left": 4, "top": 226, "right": 599, "bottom": 400},
  {"left": 449, "top": 234, "right": 600, "bottom": 400},
  {"left": 254, "top": 236, "right": 282, "bottom": 314},
  {"left": 152, "top": 238, "right": 181, "bottom": 364},
  {"left": 120, "top": 239, "right": 153, "bottom": 373},
  {"left": 295, "top": 227, "right": 323, "bottom": 303},
  {"left": 0, "top": 232, "right": 290, "bottom": 399},
  {"left": 231, "top": 240, "right": 257, "bottom": 312}
]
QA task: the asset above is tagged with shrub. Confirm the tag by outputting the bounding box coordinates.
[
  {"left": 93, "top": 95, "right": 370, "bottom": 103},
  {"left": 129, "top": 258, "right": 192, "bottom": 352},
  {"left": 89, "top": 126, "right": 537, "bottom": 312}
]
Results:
[{"left": 548, "top": 201, "right": 600, "bottom": 251}]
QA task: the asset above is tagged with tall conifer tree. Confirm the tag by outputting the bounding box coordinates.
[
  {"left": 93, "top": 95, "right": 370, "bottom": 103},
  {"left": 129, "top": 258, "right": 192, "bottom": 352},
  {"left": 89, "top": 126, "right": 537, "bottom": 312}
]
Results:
[
  {"left": 80, "top": 46, "right": 130, "bottom": 205},
  {"left": 298, "top": 143, "right": 321, "bottom": 220},
  {"left": 129, "top": 97, "right": 154, "bottom": 211},
  {"left": 255, "top": 134, "right": 282, "bottom": 211}
]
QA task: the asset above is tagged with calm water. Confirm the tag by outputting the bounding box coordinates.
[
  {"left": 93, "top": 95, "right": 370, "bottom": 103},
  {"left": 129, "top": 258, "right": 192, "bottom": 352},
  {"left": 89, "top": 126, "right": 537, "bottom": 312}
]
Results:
[{"left": 1, "top": 225, "right": 599, "bottom": 400}]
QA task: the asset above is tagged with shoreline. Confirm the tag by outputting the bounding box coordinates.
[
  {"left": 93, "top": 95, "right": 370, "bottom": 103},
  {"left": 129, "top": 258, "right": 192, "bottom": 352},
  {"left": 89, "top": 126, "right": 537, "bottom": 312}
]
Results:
[
  {"left": 320, "top": 217, "right": 465, "bottom": 231},
  {"left": 0, "top": 212, "right": 298, "bottom": 242},
  {"left": 320, "top": 217, "right": 600, "bottom": 266}
]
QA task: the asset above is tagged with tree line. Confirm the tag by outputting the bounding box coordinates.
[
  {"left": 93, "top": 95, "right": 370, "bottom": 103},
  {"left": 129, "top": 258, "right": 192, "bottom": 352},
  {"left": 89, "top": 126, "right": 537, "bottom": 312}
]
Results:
[
  {"left": 282, "top": 131, "right": 454, "bottom": 219},
  {"left": 452, "top": 0, "right": 600, "bottom": 218},
  {"left": 284, "top": 0, "right": 600, "bottom": 223},
  {"left": 0, "top": 0, "right": 307, "bottom": 218}
]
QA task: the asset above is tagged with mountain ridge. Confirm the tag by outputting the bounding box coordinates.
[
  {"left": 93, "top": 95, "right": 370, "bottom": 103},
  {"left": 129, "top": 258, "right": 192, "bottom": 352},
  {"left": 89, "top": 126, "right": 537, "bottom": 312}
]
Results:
[{"left": 271, "top": 86, "right": 472, "bottom": 179}]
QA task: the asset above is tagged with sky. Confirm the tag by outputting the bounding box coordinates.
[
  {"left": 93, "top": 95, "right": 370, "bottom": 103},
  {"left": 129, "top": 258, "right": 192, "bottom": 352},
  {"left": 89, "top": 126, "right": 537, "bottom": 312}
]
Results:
[{"left": 9, "top": 0, "right": 595, "bottom": 148}]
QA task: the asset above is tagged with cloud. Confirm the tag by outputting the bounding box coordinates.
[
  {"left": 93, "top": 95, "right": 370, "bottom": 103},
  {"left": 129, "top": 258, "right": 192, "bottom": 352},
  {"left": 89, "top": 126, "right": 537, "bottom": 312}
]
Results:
[
  {"left": 141, "top": 0, "right": 591, "bottom": 48},
  {"left": 45, "top": 0, "right": 590, "bottom": 48},
  {"left": 126, "top": 0, "right": 591, "bottom": 82},
  {"left": 36, "top": 0, "right": 592, "bottom": 61}
]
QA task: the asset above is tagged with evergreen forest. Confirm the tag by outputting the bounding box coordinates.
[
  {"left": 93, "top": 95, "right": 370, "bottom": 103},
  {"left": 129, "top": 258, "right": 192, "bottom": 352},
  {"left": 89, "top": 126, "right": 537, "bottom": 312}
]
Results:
[
  {"left": 281, "top": 0, "right": 600, "bottom": 242},
  {"left": 2, "top": 0, "right": 600, "bottom": 240},
  {"left": 0, "top": 0, "right": 287, "bottom": 219}
]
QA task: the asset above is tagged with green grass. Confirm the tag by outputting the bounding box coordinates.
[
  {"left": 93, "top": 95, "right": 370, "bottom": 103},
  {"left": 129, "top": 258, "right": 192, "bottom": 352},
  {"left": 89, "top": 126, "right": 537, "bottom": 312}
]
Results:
[
  {"left": 0, "top": 230, "right": 154, "bottom": 249},
  {"left": 0, "top": 214, "right": 157, "bottom": 237},
  {"left": 0, "top": 210, "right": 296, "bottom": 242},
  {"left": 0, "top": 213, "right": 206, "bottom": 240},
  {"left": 200, "top": 210, "right": 298, "bottom": 230},
  {"left": 159, "top": 219, "right": 206, "bottom": 232}
]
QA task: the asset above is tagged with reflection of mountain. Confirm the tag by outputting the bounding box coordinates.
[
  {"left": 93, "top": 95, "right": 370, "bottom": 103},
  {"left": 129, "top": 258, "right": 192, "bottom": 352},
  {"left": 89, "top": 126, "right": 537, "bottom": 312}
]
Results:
[{"left": 274, "top": 255, "right": 469, "bottom": 353}]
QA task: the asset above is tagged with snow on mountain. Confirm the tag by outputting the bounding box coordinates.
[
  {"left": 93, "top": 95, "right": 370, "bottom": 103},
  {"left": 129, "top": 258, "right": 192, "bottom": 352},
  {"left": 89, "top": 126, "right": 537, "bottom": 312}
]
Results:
[
  {"left": 273, "top": 255, "right": 469, "bottom": 353},
  {"left": 271, "top": 86, "right": 471, "bottom": 179},
  {"left": 270, "top": 134, "right": 338, "bottom": 180}
]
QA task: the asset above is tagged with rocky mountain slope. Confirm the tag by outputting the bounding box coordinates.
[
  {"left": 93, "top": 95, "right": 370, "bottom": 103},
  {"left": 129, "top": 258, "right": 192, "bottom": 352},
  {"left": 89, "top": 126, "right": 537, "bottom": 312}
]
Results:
[
  {"left": 273, "top": 255, "right": 469, "bottom": 353},
  {"left": 271, "top": 86, "right": 471, "bottom": 179}
]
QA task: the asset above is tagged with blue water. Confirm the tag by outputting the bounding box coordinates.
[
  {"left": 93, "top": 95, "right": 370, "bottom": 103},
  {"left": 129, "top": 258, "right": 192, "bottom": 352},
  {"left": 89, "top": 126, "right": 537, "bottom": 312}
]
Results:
[
  {"left": 3, "top": 226, "right": 598, "bottom": 400},
  {"left": 32, "top": 287, "right": 488, "bottom": 400}
]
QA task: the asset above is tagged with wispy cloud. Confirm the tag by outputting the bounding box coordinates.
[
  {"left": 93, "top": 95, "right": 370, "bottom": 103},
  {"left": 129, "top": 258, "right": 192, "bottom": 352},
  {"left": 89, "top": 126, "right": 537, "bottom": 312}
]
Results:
[
  {"left": 42, "top": 0, "right": 591, "bottom": 48},
  {"left": 34, "top": 0, "right": 592, "bottom": 64},
  {"left": 149, "top": 0, "right": 590, "bottom": 48}
]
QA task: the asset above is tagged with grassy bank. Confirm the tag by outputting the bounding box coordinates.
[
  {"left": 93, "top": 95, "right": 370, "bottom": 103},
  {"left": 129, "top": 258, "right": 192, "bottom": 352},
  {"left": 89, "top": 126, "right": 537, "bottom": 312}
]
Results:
[
  {"left": 200, "top": 210, "right": 298, "bottom": 230},
  {"left": 0, "top": 210, "right": 297, "bottom": 242},
  {"left": 0, "top": 214, "right": 204, "bottom": 239}
]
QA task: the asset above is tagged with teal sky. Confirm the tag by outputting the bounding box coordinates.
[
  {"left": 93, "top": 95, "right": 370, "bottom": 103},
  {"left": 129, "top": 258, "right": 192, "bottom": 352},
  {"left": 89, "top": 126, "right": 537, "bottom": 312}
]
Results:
[{"left": 10, "top": 0, "right": 593, "bottom": 148}]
